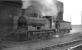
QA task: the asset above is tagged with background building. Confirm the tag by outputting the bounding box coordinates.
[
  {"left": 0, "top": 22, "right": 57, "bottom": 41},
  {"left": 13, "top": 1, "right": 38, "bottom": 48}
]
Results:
[
  {"left": 0, "top": 1, "right": 21, "bottom": 32},
  {"left": 58, "top": 0, "right": 82, "bottom": 25},
  {"left": 56, "top": 1, "right": 64, "bottom": 21}
]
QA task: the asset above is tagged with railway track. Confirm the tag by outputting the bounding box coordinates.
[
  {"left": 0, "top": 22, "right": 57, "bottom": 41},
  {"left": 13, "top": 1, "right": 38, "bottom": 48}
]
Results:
[{"left": 37, "top": 39, "right": 82, "bottom": 50}]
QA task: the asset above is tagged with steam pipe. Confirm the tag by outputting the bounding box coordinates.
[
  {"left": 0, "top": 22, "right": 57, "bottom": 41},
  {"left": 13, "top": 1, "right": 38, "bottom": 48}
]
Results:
[
  {"left": 49, "top": 16, "right": 52, "bottom": 28},
  {"left": 21, "top": 9, "right": 26, "bottom": 16}
]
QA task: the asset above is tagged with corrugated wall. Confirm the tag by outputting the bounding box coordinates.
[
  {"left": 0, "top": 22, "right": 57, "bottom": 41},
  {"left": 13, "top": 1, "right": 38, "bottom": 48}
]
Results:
[{"left": 0, "top": 2, "right": 21, "bottom": 32}]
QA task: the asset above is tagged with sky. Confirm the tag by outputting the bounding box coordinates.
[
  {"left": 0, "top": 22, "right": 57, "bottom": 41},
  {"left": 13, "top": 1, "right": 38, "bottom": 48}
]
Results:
[{"left": 58, "top": 0, "right": 82, "bottom": 25}]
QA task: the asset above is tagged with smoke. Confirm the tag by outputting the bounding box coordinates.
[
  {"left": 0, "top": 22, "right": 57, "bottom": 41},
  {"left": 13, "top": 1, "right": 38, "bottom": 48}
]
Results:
[
  {"left": 21, "top": 0, "right": 31, "bottom": 9},
  {"left": 39, "top": 0, "right": 58, "bottom": 16},
  {"left": 21, "top": 0, "right": 58, "bottom": 16}
]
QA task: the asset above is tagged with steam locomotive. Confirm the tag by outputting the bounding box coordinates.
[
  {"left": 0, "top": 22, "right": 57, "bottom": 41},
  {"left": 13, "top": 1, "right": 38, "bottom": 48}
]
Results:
[{"left": 11, "top": 9, "right": 72, "bottom": 41}]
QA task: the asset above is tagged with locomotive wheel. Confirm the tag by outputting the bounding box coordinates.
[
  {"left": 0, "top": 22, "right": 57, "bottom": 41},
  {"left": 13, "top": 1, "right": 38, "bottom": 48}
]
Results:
[
  {"left": 44, "top": 32, "right": 48, "bottom": 40},
  {"left": 35, "top": 32, "right": 39, "bottom": 40},
  {"left": 37, "top": 32, "right": 41, "bottom": 40},
  {"left": 39, "top": 32, "right": 44, "bottom": 40},
  {"left": 32, "top": 32, "right": 36, "bottom": 40},
  {"left": 32, "top": 32, "right": 40, "bottom": 41},
  {"left": 27, "top": 32, "right": 32, "bottom": 40},
  {"left": 42, "top": 32, "right": 45, "bottom": 40},
  {"left": 66, "top": 30, "right": 70, "bottom": 33},
  {"left": 44, "top": 33, "right": 48, "bottom": 40},
  {"left": 46, "top": 32, "right": 50, "bottom": 39},
  {"left": 38, "top": 33, "right": 41, "bottom": 40},
  {"left": 30, "top": 32, "right": 34, "bottom": 40}
]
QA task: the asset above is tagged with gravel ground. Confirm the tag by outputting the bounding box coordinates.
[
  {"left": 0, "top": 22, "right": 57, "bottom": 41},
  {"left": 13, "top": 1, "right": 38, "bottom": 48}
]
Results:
[
  {"left": 0, "top": 32, "right": 82, "bottom": 50},
  {"left": 0, "top": 25, "right": 82, "bottom": 50}
]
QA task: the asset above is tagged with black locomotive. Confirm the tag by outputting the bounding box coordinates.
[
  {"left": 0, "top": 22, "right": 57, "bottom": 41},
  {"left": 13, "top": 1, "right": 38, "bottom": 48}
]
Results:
[{"left": 11, "top": 9, "right": 72, "bottom": 41}]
